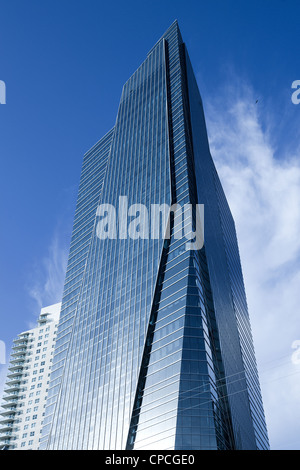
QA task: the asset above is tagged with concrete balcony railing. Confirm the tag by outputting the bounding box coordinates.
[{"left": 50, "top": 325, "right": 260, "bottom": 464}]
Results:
[
  {"left": 0, "top": 407, "right": 17, "bottom": 415},
  {"left": 0, "top": 431, "right": 16, "bottom": 438},
  {"left": 13, "top": 338, "right": 28, "bottom": 345},
  {"left": 7, "top": 369, "right": 23, "bottom": 378},
  {"left": 3, "top": 384, "right": 21, "bottom": 393},
  {"left": 0, "top": 423, "right": 15, "bottom": 433},
  {"left": 2, "top": 391, "right": 20, "bottom": 399},
  {"left": 0, "top": 415, "right": 16, "bottom": 424},
  {"left": 10, "top": 356, "right": 26, "bottom": 363},
  {"left": 8, "top": 362, "right": 25, "bottom": 371},
  {"left": 11, "top": 348, "right": 27, "bottom": 355}
]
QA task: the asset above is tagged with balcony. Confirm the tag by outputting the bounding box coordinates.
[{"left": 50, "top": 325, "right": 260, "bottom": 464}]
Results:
[
  {"left": 0, "top": 415, "right": 16, "bottom": 424},
  {"left": 1, "top": 398, "right": 19, "bottom": 407},
  {"left": 10, "top": 355, "right": 26, "bottom": 364},
  {"left": 8, "top": 362, "right": 25, "bottom": 371},
  {"left": 13, "top": 337, "right": 28, "bottom": 345},
  {"left": 11, "top": 348, "right": 27, "bottom": 355},
  {"left": 0, "top": 423, "right": 14, "bottom": 433},
  {"left": 0, "top": 431, "right": 17, "bottom": 439},
  {"left": 0, "top": 441, "right": 12, "bottom": 448},
  {"left": 0, "top": 407, "right": 17, "bottom": 415},
  {"left": 5, "top": 376, "right": 22, "bottom": 385},
  {"left": 11, "top": 343, "right": 28, "bottom": 351},
  {"left": 3, "top": 384, "right": 20, "bottom": 394},
  {"left": 7, "top": 370, "right": 23, "bottom": 379},
  {"left": 2, "top": 390, "right": 20, "bottom": 399}
]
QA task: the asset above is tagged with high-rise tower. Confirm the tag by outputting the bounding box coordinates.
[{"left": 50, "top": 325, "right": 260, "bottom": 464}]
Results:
[
  {"left": 0, "top": 303, "right": 60, "bottom": 450},
  {"left": 40, "top": 21, "right": 269, "bottom": 450}
]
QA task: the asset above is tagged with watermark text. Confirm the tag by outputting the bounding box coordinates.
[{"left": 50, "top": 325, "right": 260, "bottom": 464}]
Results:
[
  {"left": 96, "top": 197, "right": 204, "bottom": 251},
  {"left": 291, "top": 340, "right": 300, "bottom": 365},
  {"left": 0, "top": 340, "right": 6, "bottom": 364},
  {"left": 0, "top": 80, "right": 6, "bottom": 104},
  {"left": 291, "top": 80, "right": 300, "bottom": 104}
]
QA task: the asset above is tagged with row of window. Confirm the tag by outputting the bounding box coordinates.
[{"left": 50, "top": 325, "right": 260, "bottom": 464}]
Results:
[
  {"left": 26, "top": 406, "right": 39, "bottom": 413},
  {"left": 23, "top": 422, "right": 36, "bottom": 430},
  {"left": 22, "top": 431, "right": 35, "bottom": 438},
  {"left": 38, "top": 334, "right": 50, "bottom": 339},
  {"left": 20, "top": 440, "right": 34, "bottom": 447}
]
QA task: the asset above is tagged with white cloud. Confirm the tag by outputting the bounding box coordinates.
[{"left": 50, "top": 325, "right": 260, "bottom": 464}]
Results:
[
  {"left": 0, "top": 229, "right": 68, "bottom": 405},
  {"left": 204, "top": 80, "right": 300, "bottom": 450},
  {"left": 27, "top": 227, "right": 68, "bottom": 328}
]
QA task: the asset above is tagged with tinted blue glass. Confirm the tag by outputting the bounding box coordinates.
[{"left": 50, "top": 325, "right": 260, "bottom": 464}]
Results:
[
  {"left": 183, "top": 45, "right": 269, "bottom": 449},
  {"left": 43, "top": 39, "right": 171, "bottom": 450},
  {"left": 40, "top": 131, "right": 114, "bottom": 448},
  {"left": 42, "top": 21, "right": 269, "bottom": 450}
]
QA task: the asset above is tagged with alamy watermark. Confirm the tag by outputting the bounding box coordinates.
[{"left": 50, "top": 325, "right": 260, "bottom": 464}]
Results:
[
  {"left": 0, "top": 340, "right": 5, "bottom": 365},
  {"left": 0, "top": 80, "right": 6, "bottom": 104},
  {"left": 96, "top": 196, "right": 204, "bottom": 251},
  {"left": 291, "top": 340, "right": 300, "bottom": 365},
  {"left": 291, "top": 80, "right": 300, "bottom": 105}
]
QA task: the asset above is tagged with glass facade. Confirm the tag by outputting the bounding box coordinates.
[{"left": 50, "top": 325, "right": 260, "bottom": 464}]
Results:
[{"left": 40, "top": 21, "right": 269, "bottom": 450}]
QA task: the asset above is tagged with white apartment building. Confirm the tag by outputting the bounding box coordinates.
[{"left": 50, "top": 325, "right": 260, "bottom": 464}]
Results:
[{"left": 0, "top": 303, "right": 61, "bottom": 450}]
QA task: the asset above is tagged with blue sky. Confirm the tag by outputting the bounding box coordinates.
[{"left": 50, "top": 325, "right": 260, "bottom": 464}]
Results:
[{"left": 0, "top": 0, "right": 300, "bottom": 450}]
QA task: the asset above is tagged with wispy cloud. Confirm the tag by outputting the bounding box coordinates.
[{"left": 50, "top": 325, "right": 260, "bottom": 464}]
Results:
[
  {"left": 26, "top": 226, "right": 69, "bottom": 328},
  {"left": 204, "top": 78, "right": 300, "bottom": 449},
  {"left": 0, "top": 225, "right": 69, "bottom": 401}
]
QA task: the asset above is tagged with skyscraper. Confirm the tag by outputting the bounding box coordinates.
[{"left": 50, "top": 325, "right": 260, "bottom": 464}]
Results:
[
  {"left": 0, "top": 303, "right": 60, "bottom": 450},
  {"left": 40, "top": 21, "right": 269, "bottom": 450}
]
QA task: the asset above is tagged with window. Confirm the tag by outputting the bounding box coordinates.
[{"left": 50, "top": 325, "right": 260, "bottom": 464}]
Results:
[
  {"left": 22, "top": 433, "right": 27, "bottom": 438},
  {"left": 32, "top": 415, "right": 37, "bottom": 420},
  {"left": 21, "top": 442, "right": 26, "bottom": 447},
  {"left": 30, "top": 431, "right": 35, "bottom": 436}
]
